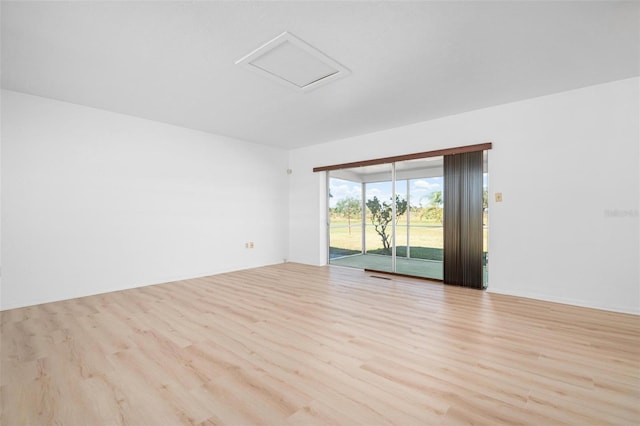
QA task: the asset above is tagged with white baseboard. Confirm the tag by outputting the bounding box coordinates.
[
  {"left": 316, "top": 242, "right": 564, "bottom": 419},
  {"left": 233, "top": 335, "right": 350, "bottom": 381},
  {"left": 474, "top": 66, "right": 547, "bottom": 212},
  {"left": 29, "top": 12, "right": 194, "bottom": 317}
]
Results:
[{"left": 487, "top": 287, "right": 640, "bottom": 315}]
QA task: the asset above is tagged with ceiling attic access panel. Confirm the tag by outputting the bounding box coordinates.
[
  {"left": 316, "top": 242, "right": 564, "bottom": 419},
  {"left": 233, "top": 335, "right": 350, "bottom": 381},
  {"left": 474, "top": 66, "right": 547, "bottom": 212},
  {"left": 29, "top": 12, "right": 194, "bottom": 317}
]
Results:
[{"left": 235, "top": 32, "right": 351, "bottom": 92}]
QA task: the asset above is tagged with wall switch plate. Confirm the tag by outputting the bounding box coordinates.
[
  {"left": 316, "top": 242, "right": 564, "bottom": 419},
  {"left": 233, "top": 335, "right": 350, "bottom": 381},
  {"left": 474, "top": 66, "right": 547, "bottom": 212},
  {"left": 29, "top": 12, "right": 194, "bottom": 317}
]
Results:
[{"left": 495, "top": 192, "right": 503, "bottom": 202}]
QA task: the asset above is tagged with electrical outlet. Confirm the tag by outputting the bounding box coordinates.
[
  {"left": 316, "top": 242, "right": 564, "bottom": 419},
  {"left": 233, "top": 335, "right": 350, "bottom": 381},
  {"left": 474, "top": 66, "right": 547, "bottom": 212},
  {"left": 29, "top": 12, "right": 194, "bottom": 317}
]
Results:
[{"left": 249, "top": 241, "right": 254, "bottom": 249}]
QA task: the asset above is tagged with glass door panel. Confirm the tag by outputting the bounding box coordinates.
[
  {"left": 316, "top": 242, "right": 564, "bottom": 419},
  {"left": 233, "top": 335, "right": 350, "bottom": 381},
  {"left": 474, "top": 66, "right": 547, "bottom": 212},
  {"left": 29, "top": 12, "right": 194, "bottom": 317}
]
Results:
[
  {"left": 328, "top": 176, "right": 363, "bottom": 262},
  {"left": 394, "top": 157, "right": 444, "bottom": 280},
  {"left": 363, "top": 171, "right": 394, "bottom": 273},
  {"left": 328, "top": 164, "right": 393, "bottom": 273}
]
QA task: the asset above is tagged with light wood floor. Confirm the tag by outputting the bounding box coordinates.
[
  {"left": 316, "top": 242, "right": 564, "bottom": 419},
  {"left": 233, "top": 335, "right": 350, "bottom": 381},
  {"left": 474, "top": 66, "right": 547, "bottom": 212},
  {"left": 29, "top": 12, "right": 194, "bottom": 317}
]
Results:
[{"left": 1, "top": 263, "right": 639, "bottom": 425}]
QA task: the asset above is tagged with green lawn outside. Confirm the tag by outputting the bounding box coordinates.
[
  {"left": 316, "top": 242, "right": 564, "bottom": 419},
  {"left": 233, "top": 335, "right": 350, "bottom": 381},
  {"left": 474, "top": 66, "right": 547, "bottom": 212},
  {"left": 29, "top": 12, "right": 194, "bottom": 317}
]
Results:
[{"left": 329, "top": 213, "right": 488, "bottom": 253}]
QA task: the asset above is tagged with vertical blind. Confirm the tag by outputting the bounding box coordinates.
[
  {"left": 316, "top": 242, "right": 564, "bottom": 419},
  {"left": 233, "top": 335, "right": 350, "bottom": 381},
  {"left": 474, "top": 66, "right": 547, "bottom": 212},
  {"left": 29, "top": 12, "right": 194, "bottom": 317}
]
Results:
[{"left": 443, "top": 151, "right": 484, "bottom": 288}]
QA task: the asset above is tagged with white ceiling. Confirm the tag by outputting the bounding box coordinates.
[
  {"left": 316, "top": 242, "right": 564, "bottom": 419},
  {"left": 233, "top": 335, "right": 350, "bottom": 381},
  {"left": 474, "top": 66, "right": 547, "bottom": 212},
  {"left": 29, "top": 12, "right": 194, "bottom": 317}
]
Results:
[{"left": 2, "top": 1, "right": 638, "bottom": 149}]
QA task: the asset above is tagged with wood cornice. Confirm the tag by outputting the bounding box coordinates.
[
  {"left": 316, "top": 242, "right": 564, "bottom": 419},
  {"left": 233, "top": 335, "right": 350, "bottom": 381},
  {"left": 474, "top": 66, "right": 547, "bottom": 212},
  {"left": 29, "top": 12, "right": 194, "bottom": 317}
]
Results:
[{"left": 313, "top": 142, "right": 492, "bottom": 172}]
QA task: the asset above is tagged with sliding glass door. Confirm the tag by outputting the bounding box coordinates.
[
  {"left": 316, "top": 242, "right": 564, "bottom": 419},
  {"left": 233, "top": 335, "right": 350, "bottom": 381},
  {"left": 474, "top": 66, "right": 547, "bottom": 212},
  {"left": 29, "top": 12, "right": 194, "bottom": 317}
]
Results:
[
  {"left": 323, "top": 144, "right": 490, "bottom": 287},
  {"left": 329, "top": 159, "right": 444, "bottom": 280}
]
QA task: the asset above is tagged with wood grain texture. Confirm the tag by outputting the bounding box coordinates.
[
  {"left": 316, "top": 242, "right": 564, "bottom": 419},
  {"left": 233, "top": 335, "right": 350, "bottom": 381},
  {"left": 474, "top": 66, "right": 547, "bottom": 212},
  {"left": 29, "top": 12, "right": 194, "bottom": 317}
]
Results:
[
  {"left": 1, "top": 262, "right": 638, "bottom": 425},
  {"left": 312, "top": 143, "right": 492, "bottom": 172}
]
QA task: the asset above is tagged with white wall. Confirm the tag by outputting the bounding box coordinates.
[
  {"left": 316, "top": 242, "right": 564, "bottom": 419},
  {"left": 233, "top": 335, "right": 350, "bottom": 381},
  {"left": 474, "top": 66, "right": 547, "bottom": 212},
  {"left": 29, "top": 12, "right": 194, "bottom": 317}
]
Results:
[
  {"left": 1, "top": 90, "right": 289, "bottom": 310},
  {"left": 3, "top": 79, "right": 638, "bottom": 313},
  {"left": 289, "top": 77, "right": 640, "bottom": 314}
]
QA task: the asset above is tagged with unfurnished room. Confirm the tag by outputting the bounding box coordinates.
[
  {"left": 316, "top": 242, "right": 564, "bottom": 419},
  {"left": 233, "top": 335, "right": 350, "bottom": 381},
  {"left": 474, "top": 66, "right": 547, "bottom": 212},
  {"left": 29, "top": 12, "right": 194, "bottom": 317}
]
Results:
[{"left": 1, "top": 1, "right": 639, "bottom": 424}]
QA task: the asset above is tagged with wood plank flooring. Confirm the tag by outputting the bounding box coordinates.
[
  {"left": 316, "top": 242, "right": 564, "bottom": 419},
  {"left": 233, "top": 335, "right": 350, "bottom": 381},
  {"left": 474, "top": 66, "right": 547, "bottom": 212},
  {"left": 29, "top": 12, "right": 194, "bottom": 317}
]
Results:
[{"left": 1, "top": 262, "right": 639, "bottom": 425}]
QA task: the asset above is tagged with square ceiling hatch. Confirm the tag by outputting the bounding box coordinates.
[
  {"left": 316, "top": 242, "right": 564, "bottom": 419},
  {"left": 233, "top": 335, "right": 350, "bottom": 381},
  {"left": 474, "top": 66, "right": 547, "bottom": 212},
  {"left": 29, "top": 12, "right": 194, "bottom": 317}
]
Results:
[{"left": 235, "top": 32, "right": 350, "bottom": 92}]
